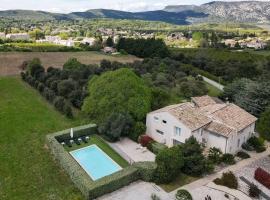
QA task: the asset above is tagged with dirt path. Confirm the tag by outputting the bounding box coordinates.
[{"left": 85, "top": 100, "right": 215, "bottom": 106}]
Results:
[{"left": 0, "top": 51, "right": 140, "bottom": 76}]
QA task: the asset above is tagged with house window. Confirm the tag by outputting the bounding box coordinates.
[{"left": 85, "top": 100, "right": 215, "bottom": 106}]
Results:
[
  {"left": 174, "top": 127, "right": 181, "bottom": 136},
  {"left": 156, "top": 129, "right": 164, "bottom": 135},
  {"left": 162, "top": 120, "right": 167, "bottom": 124},
  {"left": 237, "top": 139, "right": 240, "bottom": 147},
  {"left": 154, "top": 116, "right": 159, "bottom": 121}
]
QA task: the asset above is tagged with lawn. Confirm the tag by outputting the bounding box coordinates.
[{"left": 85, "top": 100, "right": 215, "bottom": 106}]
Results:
[
  {"left": 66, "top": 135, "right": 129, "bottom": 168},
  {"left": 0, "top": 76, "right": 85, "bottom": 200},
  {"left": 159, "top": 173, "right": 199, "bottom": 192}
]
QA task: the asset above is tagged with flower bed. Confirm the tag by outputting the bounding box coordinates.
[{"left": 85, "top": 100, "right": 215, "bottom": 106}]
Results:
[{"left": 254, "top": 167, "right": 270, "bottom": 189}]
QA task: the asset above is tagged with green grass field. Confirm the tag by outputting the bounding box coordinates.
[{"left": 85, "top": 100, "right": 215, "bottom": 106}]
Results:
[{"left": 0, "top": 77, "right": 85, "bottom": 200}]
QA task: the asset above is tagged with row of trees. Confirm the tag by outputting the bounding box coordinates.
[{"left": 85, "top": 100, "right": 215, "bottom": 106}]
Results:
[
  {"left": 116, "top": 38, "right": 169, "bottom": 58},
  {"left": 21, "top": 58, "right": 74, "bottom": 118}
]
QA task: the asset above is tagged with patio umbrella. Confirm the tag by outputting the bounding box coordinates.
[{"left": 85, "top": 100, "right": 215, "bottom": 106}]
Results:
[{"left": 70, "top": 128, "right": 74, "bottom": 139}]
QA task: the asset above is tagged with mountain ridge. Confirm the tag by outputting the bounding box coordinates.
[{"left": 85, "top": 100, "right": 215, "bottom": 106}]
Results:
[
  {"left": 164, "top": 1, "right": 270, "bottom": 23},
  {"left": 0, "top": 1, "right": 269, "bottom": 25}
]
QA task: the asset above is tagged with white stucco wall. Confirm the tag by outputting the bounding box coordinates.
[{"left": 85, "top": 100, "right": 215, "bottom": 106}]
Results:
[
  {"left": 227, "top": 123, "right": 256, "bottom": 154},
  {"left": 146, "top": 112, "right": 192, "bottom": 147},
  {"left": 202, "top": 130, "right": 228, "bottom": 153}
]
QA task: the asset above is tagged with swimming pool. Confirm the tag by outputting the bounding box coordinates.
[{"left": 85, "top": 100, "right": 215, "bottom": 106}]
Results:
[{"left": 70, "top": 145, "right": 122, "bottom": 181}]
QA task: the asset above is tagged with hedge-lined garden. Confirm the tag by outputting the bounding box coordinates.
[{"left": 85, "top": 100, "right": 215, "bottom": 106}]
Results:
[{"left": 46, "top": 124, "right": 157, "bottom": 200}]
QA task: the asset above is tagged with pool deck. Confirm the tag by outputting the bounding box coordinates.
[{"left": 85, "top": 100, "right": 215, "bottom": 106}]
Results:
[{"left": 107, "top": 137, "right": 155, "bottom": 164}]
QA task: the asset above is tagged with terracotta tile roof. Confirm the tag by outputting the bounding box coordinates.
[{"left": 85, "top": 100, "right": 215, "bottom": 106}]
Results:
[
  {"left": 168, "top": 103, "right": 212, "bottom": 131},
  {"left": 149, "top": 95, "right": 257, "bottom": 137},
  {"left": 211, "top": 103, "right": 257, "bottom": 132},
  {"left": 205, "top": 122, "right": 234, "bottom": 137},
  {"left": 191, "top": 95, "right": 217, "bottom": 107}
]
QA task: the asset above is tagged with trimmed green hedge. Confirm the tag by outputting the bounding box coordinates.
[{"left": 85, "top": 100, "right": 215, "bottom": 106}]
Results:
[
  {"left": 46, "top": 124, "right": 97, "bottom": 197},
  {"left": 55, "top": 124, "right": 97, "bottom": 142},
  {"left": 46, "top": 124, "right": 157, "bottom": 200},
  {"left": 88, "top": 166, "right": 140, "bottom": 199}
]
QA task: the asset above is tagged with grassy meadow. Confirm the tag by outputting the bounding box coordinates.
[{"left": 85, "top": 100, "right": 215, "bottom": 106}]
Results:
[
  {"left": 0, "top": 76, "right": 85, "bottom": 200},
  {"left": 0, "top": 51, "right": 140, "bottom": 76}
]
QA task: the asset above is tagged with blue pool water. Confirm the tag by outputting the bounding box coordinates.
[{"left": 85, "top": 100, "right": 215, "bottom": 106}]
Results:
[{"left": 70, "top": 145, "right": 122, "bottom": 181}]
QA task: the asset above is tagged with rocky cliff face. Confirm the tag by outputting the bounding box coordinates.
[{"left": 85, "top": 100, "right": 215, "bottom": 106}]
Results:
[{"left": 164, "top": 1, "right": 270, "bottom": 23}]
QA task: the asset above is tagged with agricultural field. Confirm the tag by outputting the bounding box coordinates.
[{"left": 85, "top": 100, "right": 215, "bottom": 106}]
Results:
[
  {"left": 0, "top": 77, "right": 85, "bottom": 200},
  {"left": 0, "top": 51, "right": 140, "bottom": 76}
]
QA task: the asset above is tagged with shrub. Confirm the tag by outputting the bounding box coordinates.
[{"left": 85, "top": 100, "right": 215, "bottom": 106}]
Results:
[
  {"left": 53, "top": 96, "right": 65, "bottom": 112},
  {"left": 68, "top": 89, "right": 84, "bottom": 108},
  {"left": 256, "top": 146, "right": 266, "bottom": 153},
  {"left": 43, "top": 87, "right": 56, "bottom": 102},
  {"left": 241, "top": 142, "right": 254, "bottom": 151},
  {"left": 134, "top": 162, "right": 157, "bottom": 182},
  {"left": 57, "top": 79, "right": 78, "bottom": 98},
  {"left": 246, "top": 137, "right": 266, "bottom": 153},
  {"left": 139, "top": 135, "right": 154, "bottom": 147},
  {"left": 151, "top": 194, "right": 161, "bottom": 200},
  {"left": 63, "top": 57, "right": 83, "bottom": 70},
  {"left": 248, "top": 136, "right": 264, "bottom": 148},
  {"left": 27, "top": 58, "right": 45, "bottom": 79},
  {"left": 208, "top": 147, "right": 222, "bottom": 164},
  {"left": 249, "top": 183, "right": 260, "bottom": 198},
  {"left": 155, "top": 146, "right": 184, "bottom": 184},
  {"left": 21, "top": 72, "right": 26, "bottom": 80},
  {"left": 37, "top": 82, "right": 45, "bottom": 93},
  {"left": 98, "top": 112, "right": 134, "bottom": 142},
  {"left": 236, "top": 151, "right": 250, "bottom": 159},
  {"left": 129, "top": 122, "right": 146, "bottom": 141},
  {"left": 150, "top": 142, "right": 168, "bottom": 155},
  {"left": 119, "top": 49, "right": 128, "bottom": 55},
  {"left": 175, "top": 189, "right": 193, "bottom": 200},
  {"left": 254, "top": 167, "right": 270, "bottom": 189},
  {"left": 181, "top": 136, "right": 208, "bottom": 176},
  {"left": 63, "top": 103, "right": 73, "bottom": 118},
  {"left": 221, "top": 154, "right": 235, "bottom": 165},
  {"left": 214, "top": 171, "right": 238, "bottom": 189}
]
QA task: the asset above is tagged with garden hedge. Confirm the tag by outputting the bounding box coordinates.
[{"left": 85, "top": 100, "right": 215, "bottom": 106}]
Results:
[{"left": 46, "top": 124, "right": 157, "bottom": 200}]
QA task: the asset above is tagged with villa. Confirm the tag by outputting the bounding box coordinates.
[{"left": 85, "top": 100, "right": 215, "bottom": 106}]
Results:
[{"left": 146, "top": 95, "right": 257, "bottom": 154}]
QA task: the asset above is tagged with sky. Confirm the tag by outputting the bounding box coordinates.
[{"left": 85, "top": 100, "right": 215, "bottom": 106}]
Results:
[{"left": 0, "top": 0, "right": 268, "bottom": 13}]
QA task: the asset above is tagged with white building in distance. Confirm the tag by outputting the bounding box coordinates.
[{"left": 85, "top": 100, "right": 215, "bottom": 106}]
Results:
[
  {"left": 0, "top": 32, "right": 5, "bottom": 39},
  {"left": 6, "top": 33, "right": 30, "bottom": 41},
  {"left": 146, "top": 95, "right": 257, "bottom": 154},
  {"left": 81, "top": 37, "right": 96, "bottom": 46}
]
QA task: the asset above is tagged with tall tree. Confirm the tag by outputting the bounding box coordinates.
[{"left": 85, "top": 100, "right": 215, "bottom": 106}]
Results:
[{"left": 82, "top": 68, "right": 152, "bottom": 123}]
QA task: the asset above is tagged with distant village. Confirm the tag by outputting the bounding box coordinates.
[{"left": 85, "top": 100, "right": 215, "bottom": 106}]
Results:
[{"left": 0, "top": 28, "right": 269, "bottom": 51}]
